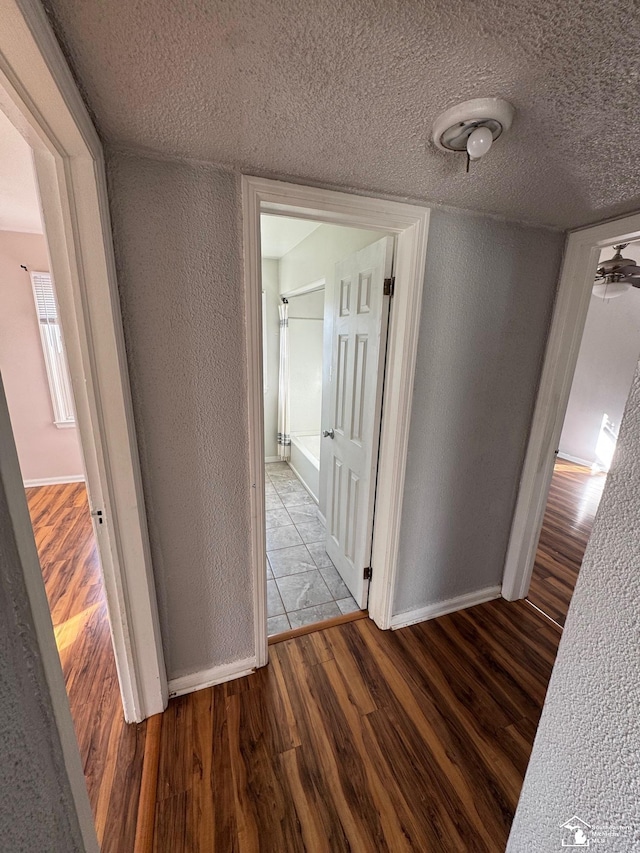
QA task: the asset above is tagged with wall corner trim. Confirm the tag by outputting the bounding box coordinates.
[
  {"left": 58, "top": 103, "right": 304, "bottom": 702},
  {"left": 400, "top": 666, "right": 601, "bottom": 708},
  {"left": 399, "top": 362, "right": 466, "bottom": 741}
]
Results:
[
  {"left": 389, "top": 585, "right": 502, "bottom": 630},
  {"left": 167, "top": 656, "right": 257, "bottom": 698}
]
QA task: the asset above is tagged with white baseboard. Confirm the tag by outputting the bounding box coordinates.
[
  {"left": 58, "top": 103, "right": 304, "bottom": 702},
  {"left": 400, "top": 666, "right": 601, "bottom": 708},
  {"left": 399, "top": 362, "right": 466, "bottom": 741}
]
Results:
[
  {"left": 24, "top": 474, "right": 85, "bottom": 487},
  {"left": 390, "top": 585, "right": 502, "bottom": 630},
  {"left": 265, "top": 456, "right": 281, "bottom": 463},
  {"left": 557, "top": 452, "right": 594, "bottom": 468},
  {"left": 168, "top": 656, "right": 256, "bottom": 698},
  {"left": 317, "top": 509, "right": 327, "bottom": 527}
]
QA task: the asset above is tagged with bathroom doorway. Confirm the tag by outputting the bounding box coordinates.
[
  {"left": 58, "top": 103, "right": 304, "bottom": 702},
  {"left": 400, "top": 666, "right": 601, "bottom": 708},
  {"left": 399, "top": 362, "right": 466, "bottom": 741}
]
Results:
[
  {"left": 243, "top": 175, "right": 431, "bottom": 663},
  {"left": 260, "top": 214, "right": 395, "bottom": 635}
]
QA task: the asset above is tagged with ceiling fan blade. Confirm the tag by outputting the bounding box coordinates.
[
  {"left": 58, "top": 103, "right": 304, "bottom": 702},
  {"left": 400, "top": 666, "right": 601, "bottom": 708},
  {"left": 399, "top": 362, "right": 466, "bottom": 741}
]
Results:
[
  {"left": 599, "top": 257, "right": 636, "bottom": 274},
  {"left": 619, "top": 264, "right": 640, "bottom": 276}
]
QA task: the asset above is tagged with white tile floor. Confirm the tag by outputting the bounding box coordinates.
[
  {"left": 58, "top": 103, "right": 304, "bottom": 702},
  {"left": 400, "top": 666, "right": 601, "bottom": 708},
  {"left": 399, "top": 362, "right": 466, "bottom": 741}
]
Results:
[{"left": 265, "top": 461, "right": 360, "bottom": 636}]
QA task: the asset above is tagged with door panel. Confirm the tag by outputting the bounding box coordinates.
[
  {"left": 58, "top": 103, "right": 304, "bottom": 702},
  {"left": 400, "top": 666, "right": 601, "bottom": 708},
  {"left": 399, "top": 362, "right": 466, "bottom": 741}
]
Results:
[{"left": 324, "top": 236, "right": 394, "bottom": 607}]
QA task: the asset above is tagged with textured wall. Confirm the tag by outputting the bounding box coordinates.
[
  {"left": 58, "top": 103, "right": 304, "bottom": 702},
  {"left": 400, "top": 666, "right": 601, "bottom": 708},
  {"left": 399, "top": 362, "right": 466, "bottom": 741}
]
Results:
[
  {"left": 106, "top": 152, "right": 386, "bottom": 680},
  {"left": 106, "top": 151, "right": 566, "bottom": 676},
  {"left": 508, "top": 361, "right": 640, "bottom": 851},
  {"left": 394, "top": 209, "right": 564, "bottom": 615},
  {"left": 107, "top": 151, "right": 253, "bottom": 680},
  {"left": 0, "top": 411, "right": 84, "bottom": 851},
  {"left": 559, "top": 245, "right": 640, "bottom": 465},
  {"left": 0, "top": 231, "right": 84, "bottom": 483},
  {"left": 45, "top": 0, "right": 640, "bottom": 229}
]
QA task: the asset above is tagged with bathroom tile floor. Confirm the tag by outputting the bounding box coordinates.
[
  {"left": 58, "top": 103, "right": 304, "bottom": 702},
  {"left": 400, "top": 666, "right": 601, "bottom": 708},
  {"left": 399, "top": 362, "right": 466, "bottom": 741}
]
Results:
[{"left": 265, "top": 461, "right": 361, "bottom": 636}]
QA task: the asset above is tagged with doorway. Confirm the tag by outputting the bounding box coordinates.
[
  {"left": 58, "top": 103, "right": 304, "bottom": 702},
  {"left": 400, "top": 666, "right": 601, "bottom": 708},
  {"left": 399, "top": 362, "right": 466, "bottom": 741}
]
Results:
[
  {"left": 1, "top": 4, "right": 166, "bottom": 846},
  {"left": 0, "top": 107, "right": 145, "bottom": 844},
  {"left": 243, "top": 176, "right": 431, "bottom": 666},
  {"left": 524, "top": 241, "right": 640, "bottom": 626},
  {"left": 504, "top": 214, "right": 640, "bottom": 612},
  {"left": 0, "top": 49, "right": 165, "bottom": 726},
  {"left": 260, "top": 215, "right": 394, "bottom": 634}
]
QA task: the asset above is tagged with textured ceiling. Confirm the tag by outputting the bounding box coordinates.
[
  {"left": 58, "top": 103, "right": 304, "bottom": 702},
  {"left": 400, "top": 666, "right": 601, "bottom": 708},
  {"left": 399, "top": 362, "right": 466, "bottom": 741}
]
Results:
[
  {"left": 0, "top": 110, "right": 42, "bottom": 233},
  {"left": 43, "top": 0, "right": 640, "bottom": 229}
]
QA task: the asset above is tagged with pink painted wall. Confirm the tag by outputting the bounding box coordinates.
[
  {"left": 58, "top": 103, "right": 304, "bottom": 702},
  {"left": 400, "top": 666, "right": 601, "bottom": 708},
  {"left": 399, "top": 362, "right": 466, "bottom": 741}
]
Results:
[{"left": 0, "top": 231, "right": 84, "bottom": 483}]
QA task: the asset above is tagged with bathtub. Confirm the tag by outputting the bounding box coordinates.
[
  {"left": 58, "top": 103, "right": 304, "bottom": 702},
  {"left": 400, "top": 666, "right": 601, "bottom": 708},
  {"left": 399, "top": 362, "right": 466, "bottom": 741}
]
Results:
[{"left": 289, "top": 433, "right": 320, "bottom": 502}]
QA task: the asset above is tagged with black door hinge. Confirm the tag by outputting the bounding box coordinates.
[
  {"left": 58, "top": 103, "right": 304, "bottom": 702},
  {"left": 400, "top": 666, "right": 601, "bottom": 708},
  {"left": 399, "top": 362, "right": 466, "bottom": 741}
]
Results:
[
  {"left": 363, "top": 566, "right": 372, "bottom": 580},
  {"left": 383, "top": 277, "right": 395, "bottom": 297}
]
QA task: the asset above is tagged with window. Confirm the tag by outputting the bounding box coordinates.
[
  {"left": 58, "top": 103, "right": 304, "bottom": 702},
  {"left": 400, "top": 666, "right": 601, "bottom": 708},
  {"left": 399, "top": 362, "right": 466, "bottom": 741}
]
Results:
[{"left": 30, "top": 271, "right": 75, "bottom": 427}]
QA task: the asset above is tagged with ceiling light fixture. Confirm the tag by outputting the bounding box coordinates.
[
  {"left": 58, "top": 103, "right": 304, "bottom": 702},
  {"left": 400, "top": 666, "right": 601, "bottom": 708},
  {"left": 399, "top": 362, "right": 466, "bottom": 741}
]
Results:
[
  {"left": 592, "top": 281, "right": 630, "bottom": 300},
  {"left": 432, "top": 97, "right": 515, "bottom": 172}
]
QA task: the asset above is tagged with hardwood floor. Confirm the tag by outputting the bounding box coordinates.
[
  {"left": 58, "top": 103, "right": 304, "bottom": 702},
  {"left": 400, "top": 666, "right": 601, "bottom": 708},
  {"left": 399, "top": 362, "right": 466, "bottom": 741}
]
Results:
[
  {"left": 28, "top": 482, "right": 567, "bottom": 852},
  {"left": 150, "top": 598, "right": 560, "bottom": 852},
  {"left": 527, "top": 458, "right": 606, "bottom": 626},
  {"left": 26, "top": 482, "right": 144, "bottom": 852}
]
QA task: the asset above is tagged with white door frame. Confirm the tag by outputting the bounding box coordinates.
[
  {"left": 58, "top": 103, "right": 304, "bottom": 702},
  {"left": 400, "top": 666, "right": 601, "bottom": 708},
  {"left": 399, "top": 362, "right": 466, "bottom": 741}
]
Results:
[
  {"left": 0, "top": 0, "right": 167, "bottom": 722},
  {"left": 502, "top": 211, "right": 640, "bottom": 600},
  {"left": 242, "top": 176, "right": 430, "bottom": 665}
]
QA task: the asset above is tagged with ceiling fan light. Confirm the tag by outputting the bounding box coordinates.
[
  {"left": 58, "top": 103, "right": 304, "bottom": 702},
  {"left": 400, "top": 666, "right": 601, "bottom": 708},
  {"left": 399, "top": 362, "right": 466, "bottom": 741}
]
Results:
[{"left": 592, "top": 281, "right": 630, "bottom": 299}]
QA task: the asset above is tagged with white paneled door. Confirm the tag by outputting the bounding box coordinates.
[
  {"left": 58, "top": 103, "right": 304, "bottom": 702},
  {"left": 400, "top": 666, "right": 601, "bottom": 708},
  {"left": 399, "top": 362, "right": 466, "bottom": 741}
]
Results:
[{"left": 324, "top": 236, "right": 395, "bottom": 607}]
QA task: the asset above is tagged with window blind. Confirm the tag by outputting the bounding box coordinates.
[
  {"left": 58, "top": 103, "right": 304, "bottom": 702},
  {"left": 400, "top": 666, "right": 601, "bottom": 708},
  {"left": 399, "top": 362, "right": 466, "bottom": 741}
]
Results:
[
  {"left": 29, "top": 271, "right": 76, "bottom": 426},
  {"left": 31, "top": 272, "right": 59, "bottom": 324}
]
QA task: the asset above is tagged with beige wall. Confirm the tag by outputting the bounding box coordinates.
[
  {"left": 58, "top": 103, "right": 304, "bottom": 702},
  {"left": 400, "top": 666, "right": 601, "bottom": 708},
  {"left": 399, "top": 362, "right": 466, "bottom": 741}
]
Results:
[{"left": 0, "top": 231, "right": 83, "bottom": 484}]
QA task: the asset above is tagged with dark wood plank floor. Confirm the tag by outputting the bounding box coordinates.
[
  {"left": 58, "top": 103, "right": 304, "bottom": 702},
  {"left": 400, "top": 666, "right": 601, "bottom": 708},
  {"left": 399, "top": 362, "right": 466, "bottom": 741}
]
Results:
[
  {"left": 151, "top": 598, "right": 561, "bottom": 852},
  {"left": 26, "top": 482, "right": 144, "bottom": 852},
  {"left": 527, "top": 458, "right": 606, "bottom": 626},
  {"left": 28, "top": 482, "right": 577, "bottom": 851}
]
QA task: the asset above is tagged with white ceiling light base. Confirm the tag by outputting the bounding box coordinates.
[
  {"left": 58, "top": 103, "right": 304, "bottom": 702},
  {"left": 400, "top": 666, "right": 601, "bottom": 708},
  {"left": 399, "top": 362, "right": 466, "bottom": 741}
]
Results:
[
  {"left": 432, "top": 98, "right": 515, "bottom": 162},
  {"left": 592, "top": 282, "right": 630, "bottom": 300}
]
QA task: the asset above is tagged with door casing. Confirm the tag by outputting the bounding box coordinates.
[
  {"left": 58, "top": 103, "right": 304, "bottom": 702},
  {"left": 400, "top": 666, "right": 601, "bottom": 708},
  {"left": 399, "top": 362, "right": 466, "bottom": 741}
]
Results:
[{"left": 242, "top": 176, "right": 430, "bottom": 666}]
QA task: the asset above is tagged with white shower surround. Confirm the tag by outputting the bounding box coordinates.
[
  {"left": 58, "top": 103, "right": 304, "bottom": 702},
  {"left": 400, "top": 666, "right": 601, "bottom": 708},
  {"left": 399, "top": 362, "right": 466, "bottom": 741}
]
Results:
[{"left": 289, "top": 432, "right": 321, "bottom": 502}]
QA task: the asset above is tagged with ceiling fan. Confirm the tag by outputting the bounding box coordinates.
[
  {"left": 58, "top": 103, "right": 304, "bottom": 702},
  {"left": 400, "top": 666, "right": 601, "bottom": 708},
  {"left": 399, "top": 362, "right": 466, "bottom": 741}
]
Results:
[{"left": 593, "top": 244, "right": 640, "bottom": 299}]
